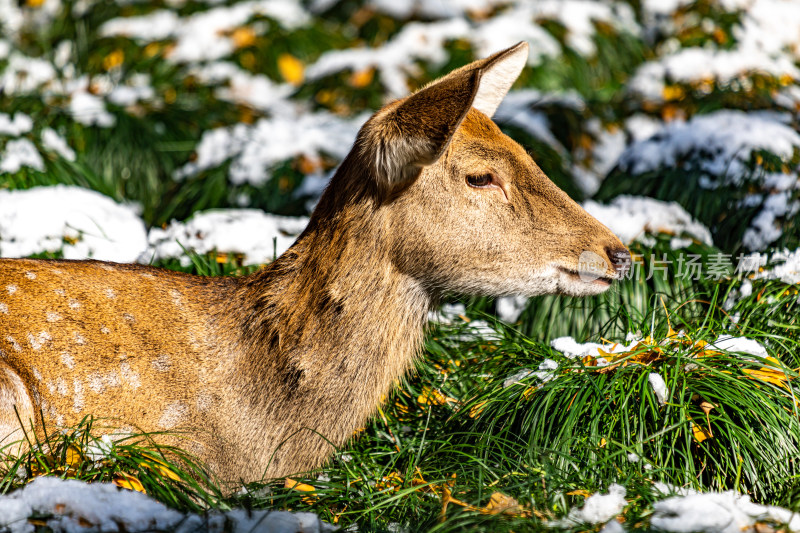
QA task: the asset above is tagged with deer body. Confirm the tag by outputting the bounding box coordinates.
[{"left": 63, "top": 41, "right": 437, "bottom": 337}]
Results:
[{"left": 0, "top": 43, "right": 629, "bottom": 483}]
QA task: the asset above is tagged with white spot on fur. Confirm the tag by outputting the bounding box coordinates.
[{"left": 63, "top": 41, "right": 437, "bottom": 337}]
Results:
[
  {"left": 61, "top": 352, "right": 75, "bottom": 369},
  {"left": 73, "top": 332, "right": 87, "bottom": 345},
  {"left": 6, "top": 285, "right": 17, "bottom": 295},
  {"left": 169, "top": 289, "right": 182, "bottom": 307},
  {"left": 141, "top": 272, "right": 155, "bottom": 279},
  {"left": 54, "top": 288, "right": 66, "bottom": 296},
  {"left": 99, "top": 264, "right": 115, "bottom": 271},
  {"left": 46, "top": 311, "right": 62, "bottom": 322},
  {"left": 86, "top": 370, "right": 120, "bottom": 394},
  {"left": 87, "top": 373, "right": 104, "bottom": 393},
  {"left": 0, "top": 303, "right": 7, "bottom": 314},
  {"left": 158, "top": 402, "right": 188, "bottom": 429},
  {"left": 120, "top": 362, "right": 140, "bottom": 389},
  {"left": 27, "top": 331, "right": 52, "bottom": 351},
  {"left": 105, "top": 288, "right": 116, "bottom": 299},
  {"left": 32, "top": 367, "right": 42, "bottom": 382},
  {"left": 6, "top": 336, "right": 21, "bottom": 352},
  {"left": 100, "top": 325, "right": 110, "bottom": 334},
  {"left": 69, "top": 299, "right": 80, "bottom": 310},
  {"left": 46, "top": 380, "right": 55, "bottom": 395},
  {"left": 73, "top": 379, "right": 84, "bottom": 413},
  {"left": 151, "top": 354, "right": 170, "bottom": 372},
  {"left": 56, "top": 378, "right": 68, "bottom": 396},
  {"left": 25, "top": 272, "right": 36, "bottom": 280},
  {"left": 52, "top": 268, "right": 64, "bottom": 275},
  {"left": 123, "top": 313, "right": 135, "bottom": 323},
  {"left": 196, "top": 393, "right": 212, "bottom": 411}
]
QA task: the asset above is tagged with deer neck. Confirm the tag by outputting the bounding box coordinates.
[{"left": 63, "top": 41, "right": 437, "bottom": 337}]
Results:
[{"left": 222, "top": 185, "right": 432, "bottom": 424}]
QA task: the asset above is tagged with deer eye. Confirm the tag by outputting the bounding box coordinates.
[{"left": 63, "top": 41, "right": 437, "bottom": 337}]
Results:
[{"left": 466, "top": 173, "right": 494, "bottom": 188}]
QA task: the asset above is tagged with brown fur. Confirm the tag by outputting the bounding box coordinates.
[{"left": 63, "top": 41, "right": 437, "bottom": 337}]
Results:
[{"left": 0, "top": 43, "right": 628, "bottom": 485}]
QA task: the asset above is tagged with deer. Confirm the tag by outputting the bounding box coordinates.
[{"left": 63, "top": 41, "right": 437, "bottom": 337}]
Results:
[{"left": 0, "top": 42, "right": 630, "bottom": 485}]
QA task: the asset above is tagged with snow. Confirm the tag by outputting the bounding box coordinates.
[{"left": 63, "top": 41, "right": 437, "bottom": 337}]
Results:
[
  {"left": 41, "top": 128, "right": 77, "bottom": 162},
  {"left": 550, "top": 335, "right": 641, "bottom": 366},
  {"left": 496, "top": 294, "right": 528, "bottom": 323},
  {"left": 618, "top": 110, "right": 800, "bottom": 183},
  {"left": 552, "top": 484, "right": 627, "bottom": 526},
  {"left": 650, "top": 488, "right": 800, "bottom": 533},
  {"left": 0, "top": 52, "right": 57, "bottom": 95},
  {"left": 190, "top": 62, "right": 294, "bottom": 112},
  {"left": 470, "top": 7, "right": 561, "bottom": 65},
  {"left": 503, "top": 359, "right": 559, "bottom": 388},
  {"left": 630, "top": 47, "right": 800, "bottom": 102},
  {"left": 749, "top": 248, "right": 800, "bottom": 284},
  {"left": 0, "top": 476, "right": 335, "bottom": 533},
  {"left": 143, "top": 209, "right": 308, "bottom": 266},
  {"left": 69, "top": 91, "right": 116, "bottom": 128},
  {"left": 582, "top": 195, "right": 713, "bottom": 248},
  {"left": 174, "top": 110, "right": 366, "bottom": 186},
  {"left": 307, "top": 19, "right": 471, "bottom": 97},
  {"left": 0, "top": 186, "right": 147, "bottom": 263},
  {"left": 494, "top": 89, "right": 584, "bottom": 156},
  {"left": 648, "top": 372, "right": 668, "bottom": 404},
  {"left": 0, "top": 113, "right": 33, "bottom": 136},
  {"left": 0, "top": 138, "right": 45, "bottom": 173},
  {"left": 428, "top": 303, "right": 501, "bottom": 340},
  {"left": 100, "top": 1, "right": 310, "bottom": 64},
  {"left": 527, "top": 1, "right": 639, "bottom": 57},
  {"left": 710, "top": 335, "right": 768, "bottom": 358},
  {"left": 107, "top": 74, "right": 156, "bottom": 107}
]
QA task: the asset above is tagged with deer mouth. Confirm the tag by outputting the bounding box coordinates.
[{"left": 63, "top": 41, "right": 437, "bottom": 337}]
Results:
[{"left": 557, "top": 266, "right": 614, "bottom": 286}]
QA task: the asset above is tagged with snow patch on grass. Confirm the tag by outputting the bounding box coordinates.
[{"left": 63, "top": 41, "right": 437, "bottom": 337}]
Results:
[
  {"left": 0, "top": 476, "right": 335, "bottom": 533},
  {"left": 144, "top": 209, "right": 308, "bottom": 267},
  {"left": 174, "top": 110, "right": 366, "bottom": 186},
  {"left": 583, "top": 195, "right": 713, "bottom": 248},
  {"left": 0, "top": 186, "right": 147, "bottom": 262}
]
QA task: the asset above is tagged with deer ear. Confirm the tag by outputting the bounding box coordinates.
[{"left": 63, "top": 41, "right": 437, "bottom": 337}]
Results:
[{"left": 360, "top": 42, "right": 529, "bottom": 192}]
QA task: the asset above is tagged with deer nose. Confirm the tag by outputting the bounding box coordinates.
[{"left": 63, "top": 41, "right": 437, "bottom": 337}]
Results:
[{"left": 606, "top": 247, "right": 631, "bottom": 278}]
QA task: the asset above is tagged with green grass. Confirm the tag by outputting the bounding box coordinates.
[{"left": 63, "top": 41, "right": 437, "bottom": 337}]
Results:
[{"left": 3, "top": 0, "right": 800, "bottom": 530}]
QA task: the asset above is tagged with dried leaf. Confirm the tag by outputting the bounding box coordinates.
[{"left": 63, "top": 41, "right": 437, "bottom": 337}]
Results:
[
  {"left": 483, "top": 492, "right": 522, "bottom": 515},
  {"left": 469, "top": 400, "right": 487, "bottom": 418},
  {"left": 567, "top": 489, "right": 592, "bottom": 497},
  {"left": 114, "top": 472, "right": 146, "bottom": 493},
  {"left": 691, "top": 422, "right": 713, "bottom": 443},
  {"left": 417, "top": 386, "right": 457, "bottom": 406},
  {"left": 65, "top": 445, "right": 84, "bottom": 467}
]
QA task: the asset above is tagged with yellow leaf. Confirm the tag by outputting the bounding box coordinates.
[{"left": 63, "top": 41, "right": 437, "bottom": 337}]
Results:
[
  {"left": 567, "top": 489, "right": 591, "bottom": 497},
  {"left": 231, "top": 27, "right": 257, "bottom": 49},
  {"left": 692, "top": 422, "right": 712, "bottom": 443},
  {"left": 662, "top": 85, "right": 685, "bottom": 101},
  {"left": 103, "top": 49, "right": 125, "bottom": 71},
  {"left": 469, "top": 400, "right": 487, "bottom": 418},
  {"left": 142, "top": 456, "right": 181, "bottom": 482},
  {"left": 376, "top": 471, "right": 403, "bottom": 492},
  {"left": 599, "top": 438, "right": 607, "bottom": 448},
  {"left": 278, "top": 54, "right": 305, "bottom": 86},
  {"left": 26, "top": 0, "right": 45, "bottom": 7},
  {"left": 114, "top": 472, "right": 146, "bottom": 493},
  {"left": 285, "top": 477, "right": 315, "bottom": 492},
  {"left": 417, "top": 386, "right": 457, "bottom": 406},
  {"left": 285, "top": 477, "right": 317, "bottom": 503},
  {"left": 348, "top": 68, "right": 375, "bottom": 88},
  {"left": 483, "top": 492, "right": 522, "bottom": 515},
  {"left": 65, "top": 445, "right": 84, "bottom": 468}
]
